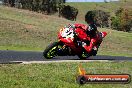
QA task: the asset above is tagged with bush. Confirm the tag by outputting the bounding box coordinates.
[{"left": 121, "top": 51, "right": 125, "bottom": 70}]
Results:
[
  {"left": 3, "top": 0, "right": 15, "bottom": 7},
  {"left": 111, "top": 17, "right": 121, "bottom": 31},
  {"left": 3, "top": 0, "right": 66, "bottom": 15},
  {"left": 85, "top": 10, "right": 110, "bottom": 28},
  {"left": 111, "top": 8, "right": 132, "bottom": 32},
  {"left": 59, "top": 5, "right": 78, "bottom": 21}
]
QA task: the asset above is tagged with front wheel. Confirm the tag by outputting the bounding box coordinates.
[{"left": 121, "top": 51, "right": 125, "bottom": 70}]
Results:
[{"left": 43, "top": 42, "right": 59, "bottom": 59}]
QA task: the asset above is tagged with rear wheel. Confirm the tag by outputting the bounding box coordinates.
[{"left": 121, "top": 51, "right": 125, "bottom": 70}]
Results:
[
  {"left": 78, "top": 50, "right": 90, "bottom": 60},
  {"left": 78, "top": 54, "right": 88, "bottom": 60},
  {"left": 43, "top": 42, "right": 59, "bottom": 59}
]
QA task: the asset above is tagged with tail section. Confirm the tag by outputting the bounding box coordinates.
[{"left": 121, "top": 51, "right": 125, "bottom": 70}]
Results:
[{"left": 101, "top": 32, "right": 107, "bottom": 38}]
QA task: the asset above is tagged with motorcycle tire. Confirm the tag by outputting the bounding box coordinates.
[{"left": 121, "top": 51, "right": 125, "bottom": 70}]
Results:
[
  {"left": 78, "top": 54, "right": 87, "bottom": 60},
  {"left": 78, "top": 50, "right": 90, "bottom": 60},
  {"left": 43, "top": 42, "right": 59, "bottom": 59}
]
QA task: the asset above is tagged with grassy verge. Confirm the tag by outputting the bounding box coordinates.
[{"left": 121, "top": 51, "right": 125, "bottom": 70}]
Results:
[
  {"left": 0, "top": 45, "right": 41, "bottom": 51},
  {"left": 0, "top": 61, "right": 131, "bottom": 88}
]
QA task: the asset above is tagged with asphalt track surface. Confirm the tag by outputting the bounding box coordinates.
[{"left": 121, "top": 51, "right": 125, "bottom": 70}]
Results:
[{"left": 0, "top": 50, "right": 132, "bottom": 64}]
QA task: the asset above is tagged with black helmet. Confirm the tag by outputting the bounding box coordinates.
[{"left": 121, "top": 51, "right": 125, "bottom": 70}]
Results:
[{"left": 85, "top": 11, "right": 95, "bottom": 24}]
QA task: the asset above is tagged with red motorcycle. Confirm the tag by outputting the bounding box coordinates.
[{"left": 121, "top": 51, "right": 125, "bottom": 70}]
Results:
[{"left": 43, "top": 25, "right": 107, "bottom": 59}]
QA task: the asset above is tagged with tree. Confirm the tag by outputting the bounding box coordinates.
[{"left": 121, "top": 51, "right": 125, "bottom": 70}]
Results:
[
  {"left": 111, "top": 8, "right": 132, "bottom": 32},
  {"left": 104, "top": 0, "right": 108, "bottom": 3}
]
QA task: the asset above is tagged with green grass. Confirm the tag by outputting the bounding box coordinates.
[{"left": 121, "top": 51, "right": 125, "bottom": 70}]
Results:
[
  {"left": 0, "top": 45, "right": 41, "bottom": 51},
  {"left": 0, "top": 62, "right": 131, "bottom": 88},
  {"left": 97, "top": 28, "right": 132, "bottom": 57},
  {"left": 0, "top": 6, "right": 132, "bottom": 57},
  {"left": 0, "top": 6, "right": 72, "bottom": 51}
]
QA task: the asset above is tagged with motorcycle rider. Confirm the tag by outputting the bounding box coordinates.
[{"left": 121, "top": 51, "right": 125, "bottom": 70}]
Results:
[
  {"left": 73, "top": 12, "right": 101, "bottom": 56},
  {"left": 61, "top": 11, "right": 102, "bottom": 56}
]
